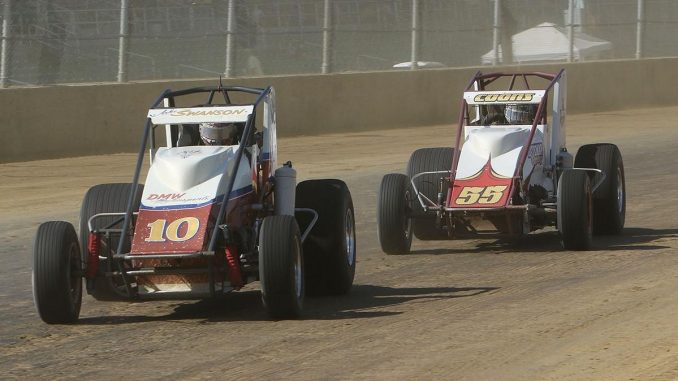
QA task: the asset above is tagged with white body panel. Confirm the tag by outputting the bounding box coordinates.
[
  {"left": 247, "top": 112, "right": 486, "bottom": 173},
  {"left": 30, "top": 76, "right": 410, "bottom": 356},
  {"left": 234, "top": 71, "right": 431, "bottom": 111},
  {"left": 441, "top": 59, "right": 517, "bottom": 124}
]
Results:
[
  {"left": 141, "top": 145, "right": 255, "bottom": 209},
  {"left": 551, "top": 71, "right": 568, "bottom": 167},
  {"left": 262, "top": 88, "right": 278, "bottom": 170},
  {"left": 459, "top": 125, "right": 552, "bottom": 193}
]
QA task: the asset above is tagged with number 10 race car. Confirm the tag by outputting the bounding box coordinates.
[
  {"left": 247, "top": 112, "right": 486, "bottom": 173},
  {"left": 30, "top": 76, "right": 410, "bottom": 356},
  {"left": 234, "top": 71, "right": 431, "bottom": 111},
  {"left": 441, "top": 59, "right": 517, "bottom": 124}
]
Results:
[
  {"left": 378, "top": 70, "right": 626, "bottom": 254},
  {"left": 32, "top": 85, "right": 356, "bottom": 323}
]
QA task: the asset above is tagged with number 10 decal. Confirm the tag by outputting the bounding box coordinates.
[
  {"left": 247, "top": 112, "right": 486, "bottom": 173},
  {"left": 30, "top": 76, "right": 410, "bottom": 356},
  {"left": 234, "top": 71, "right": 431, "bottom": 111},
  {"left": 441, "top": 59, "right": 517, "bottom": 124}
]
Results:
[
  {"left": 145, "top": 217, "right": 200, "bottom": 242},
  {"left": 455, "top": 185, "right": 508, "bottom": 205}
]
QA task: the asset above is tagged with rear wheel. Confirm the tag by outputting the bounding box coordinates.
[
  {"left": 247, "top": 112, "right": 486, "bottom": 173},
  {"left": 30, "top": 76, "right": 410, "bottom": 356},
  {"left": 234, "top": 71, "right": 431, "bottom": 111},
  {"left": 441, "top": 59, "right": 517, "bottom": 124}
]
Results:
[
  {"left": 259, "top": 215, "right": 304, "bottom": 319},
  {"left": 407, "top": 147, "right": 453, "bottom": 240},
  {"left": 296, "top": 180, "right": 356, "bottom": 296},
  {"left": 574, "top": 143, "right": 625, "bottom": 234},
  {"left": 378, "top": 173, "right": 412, "bottom": 255},
  {"left": 33, "top": 221, "right": 82, "bottom": 324},
  {"left": 558, "top": 170, "right": 593, "bottom": 250},
  {"left": 79, "top": 183, "right": 144, "bottom": 300}
]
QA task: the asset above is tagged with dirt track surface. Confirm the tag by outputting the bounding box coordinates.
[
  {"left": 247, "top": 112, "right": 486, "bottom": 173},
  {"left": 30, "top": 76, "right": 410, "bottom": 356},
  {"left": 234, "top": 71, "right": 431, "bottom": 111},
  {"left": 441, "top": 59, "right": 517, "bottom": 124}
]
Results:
[{"left": 2, "top": 107, "right": 678, "bottom": 380}]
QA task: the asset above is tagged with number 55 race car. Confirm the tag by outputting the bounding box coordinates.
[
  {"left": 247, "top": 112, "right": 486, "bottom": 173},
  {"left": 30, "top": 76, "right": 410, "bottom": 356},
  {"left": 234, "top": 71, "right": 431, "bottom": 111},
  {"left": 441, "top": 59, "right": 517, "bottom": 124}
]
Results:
[
  {"left": 378, "top": 69, "right": 625, "bottom": 254},
  {"left": 32, "top": 85, "right": 356, "bottom": 323}
]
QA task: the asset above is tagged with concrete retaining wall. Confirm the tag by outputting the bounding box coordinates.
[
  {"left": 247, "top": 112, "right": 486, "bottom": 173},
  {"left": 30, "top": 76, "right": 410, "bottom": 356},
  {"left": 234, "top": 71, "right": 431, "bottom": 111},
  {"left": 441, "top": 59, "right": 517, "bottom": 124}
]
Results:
[{"left": 2, "top": 58, "right": 677, "bottom": 163}]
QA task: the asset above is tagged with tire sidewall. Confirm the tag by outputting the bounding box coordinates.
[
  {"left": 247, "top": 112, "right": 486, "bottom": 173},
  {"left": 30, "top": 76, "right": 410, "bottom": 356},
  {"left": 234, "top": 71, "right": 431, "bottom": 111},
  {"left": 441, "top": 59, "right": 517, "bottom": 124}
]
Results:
[
  {"left": 406, "top": 147, "right": 453, "bottom": 240},
  {"left": 605, "top": 150, "right": 626, "bottom": 232},
  {"left": 33, "top": 221, "right": 82, "bottom": 323},
  {"left": 558, "top": 171, "right": 593, "bottom": 250},
  {"left": 377, "top": 173, "right": 412, "bottom": 254},
  {"left": 296, "top": 179, "right": 356, "bottom": 294},
  {"left": 259, "top": 215, "right": 304, "bottom": 318}
]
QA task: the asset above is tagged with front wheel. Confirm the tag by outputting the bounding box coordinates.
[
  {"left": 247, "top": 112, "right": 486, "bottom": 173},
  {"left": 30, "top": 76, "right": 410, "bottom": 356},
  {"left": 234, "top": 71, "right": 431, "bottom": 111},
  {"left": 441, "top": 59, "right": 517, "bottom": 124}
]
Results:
[
  {"left": 33, "top": 221, "right": 82, "bottom": 324},
  {"left": 558, "top": 170, "right": 593, "bottom": 250},
  {"left": 259, "top": 215, "right": 304, "bottom": 319},
  {"left": 377, "top": 173, "right": 412, "bottom": 255}
]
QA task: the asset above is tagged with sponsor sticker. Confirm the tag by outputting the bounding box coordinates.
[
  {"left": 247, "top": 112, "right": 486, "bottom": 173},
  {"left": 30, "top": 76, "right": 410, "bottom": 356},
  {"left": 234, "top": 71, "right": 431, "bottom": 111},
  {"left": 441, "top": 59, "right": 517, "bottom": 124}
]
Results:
[
  {"left": 465, "top": 90, "right": 544, "bottom": 105},
  {"left": 178, "top": 149, "right": 202, "bottom": 159},
  {"left": 145, "top": 193, "right": 211, "bottom": 203},
  {"left": 528, "top": 143, "right": 544, "bottom": 166},
  {"left": 147, "top": 105, "right": 254, "bottom": 124},
  {"left": 473, "top": 93, "right": 535, "bottom": 103}
]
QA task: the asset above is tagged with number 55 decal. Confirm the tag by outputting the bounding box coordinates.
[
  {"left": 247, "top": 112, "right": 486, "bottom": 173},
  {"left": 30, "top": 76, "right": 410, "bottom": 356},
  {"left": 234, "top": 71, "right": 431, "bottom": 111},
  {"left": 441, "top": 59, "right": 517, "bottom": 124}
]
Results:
[
  {"left": 145, "top": 217, "right": 200, "bottom": 242},
  {"left": 455, "top": 185, "right": 508, "bottom": 205}
]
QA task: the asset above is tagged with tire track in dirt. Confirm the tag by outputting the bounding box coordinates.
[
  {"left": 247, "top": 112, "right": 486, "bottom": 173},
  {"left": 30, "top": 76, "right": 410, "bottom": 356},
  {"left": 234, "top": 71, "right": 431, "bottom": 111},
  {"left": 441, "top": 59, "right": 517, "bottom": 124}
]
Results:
[{"left": 1, "top": 107, "right": 678, "bottom": 380}]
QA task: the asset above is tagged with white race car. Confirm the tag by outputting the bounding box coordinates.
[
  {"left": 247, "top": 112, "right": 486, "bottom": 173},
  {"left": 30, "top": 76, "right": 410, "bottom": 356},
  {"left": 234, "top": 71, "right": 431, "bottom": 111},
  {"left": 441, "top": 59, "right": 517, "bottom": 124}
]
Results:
[
  {"left": 378, "top": 69, "right": 626, "bottom": 254},
  {"left": 33, "top": 84, "right": 356, "bottom": 323}
]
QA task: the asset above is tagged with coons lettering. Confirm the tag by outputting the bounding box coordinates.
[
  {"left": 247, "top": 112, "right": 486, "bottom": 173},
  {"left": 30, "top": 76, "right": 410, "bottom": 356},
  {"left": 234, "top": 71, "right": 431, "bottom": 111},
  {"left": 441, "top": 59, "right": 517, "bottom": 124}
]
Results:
[{"left": 473, "top": 93, "right": 535, "bottom": 103}]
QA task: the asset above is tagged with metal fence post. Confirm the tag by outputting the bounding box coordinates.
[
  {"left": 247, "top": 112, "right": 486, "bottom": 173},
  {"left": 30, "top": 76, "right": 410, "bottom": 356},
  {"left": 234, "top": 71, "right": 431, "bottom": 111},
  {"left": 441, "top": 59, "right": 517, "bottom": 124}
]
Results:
[
  {"left": 321, "top": 0, "right": 332, "bottom": 74},
  {"left": 410, "top": 0, "right": 419, "bottom": 70},
  {"left": 567, "top": 0, "right": 575, "bottom": 62},
  {"left": 1, "top": 0, "right": 11, "bottom": 88},
  {"left": 636, "top": 0, "right": 645, "bottom": 59},
  {"left": 224, "top": 0, "right": 235, "bottom": 77},
  {"left": 492, "top": 0, "right": 500, "bottom": 65},
  {"left": 117, "top": 0, "right": 129, "bottom": 82}
]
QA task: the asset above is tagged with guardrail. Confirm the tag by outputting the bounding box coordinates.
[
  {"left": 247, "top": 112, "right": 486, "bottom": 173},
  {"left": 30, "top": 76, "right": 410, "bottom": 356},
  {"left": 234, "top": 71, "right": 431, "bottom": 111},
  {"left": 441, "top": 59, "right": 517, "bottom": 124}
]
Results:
[{"left": 1, "top": 57, "right": 678, "bottom": 163}]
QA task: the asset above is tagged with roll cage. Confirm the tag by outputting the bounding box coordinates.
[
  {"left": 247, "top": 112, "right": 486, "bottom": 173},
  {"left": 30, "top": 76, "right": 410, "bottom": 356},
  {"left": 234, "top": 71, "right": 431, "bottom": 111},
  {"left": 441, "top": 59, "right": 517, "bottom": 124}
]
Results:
[
  {"left": 411, "top": 69, "right": 568, "bottom": 213},
  {"left": 117, "top": 85, "right": 274, "bottom": 258},
  {"left": 452, "top": 70, "right": 565, "bottom": 188}
]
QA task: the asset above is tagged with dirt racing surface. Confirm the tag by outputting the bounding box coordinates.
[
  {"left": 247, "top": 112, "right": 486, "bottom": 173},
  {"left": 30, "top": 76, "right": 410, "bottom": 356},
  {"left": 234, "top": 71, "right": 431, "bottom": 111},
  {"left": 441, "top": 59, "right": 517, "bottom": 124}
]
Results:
[{"left": 1, "top": 106, "right": 678, "bottom": 380}]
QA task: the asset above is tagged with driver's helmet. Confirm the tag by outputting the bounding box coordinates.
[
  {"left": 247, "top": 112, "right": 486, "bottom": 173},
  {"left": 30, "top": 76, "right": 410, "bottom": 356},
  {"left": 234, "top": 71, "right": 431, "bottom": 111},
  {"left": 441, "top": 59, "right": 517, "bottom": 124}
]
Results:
[
  {"left": 198, "top": 122, "right": 239, "bottom": 145},
  {"left": 504, "top": 104, "right": 537, "bottom": 124},
  {"left": 484, "top": 104, "right": 506, "bottom": 124}
]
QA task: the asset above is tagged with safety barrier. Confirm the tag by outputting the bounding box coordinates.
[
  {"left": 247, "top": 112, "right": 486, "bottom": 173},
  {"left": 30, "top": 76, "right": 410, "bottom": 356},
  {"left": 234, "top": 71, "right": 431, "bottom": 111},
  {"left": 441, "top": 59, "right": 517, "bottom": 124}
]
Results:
[{"left": 1, "top": 58, "right": 677, "bottom": 162}]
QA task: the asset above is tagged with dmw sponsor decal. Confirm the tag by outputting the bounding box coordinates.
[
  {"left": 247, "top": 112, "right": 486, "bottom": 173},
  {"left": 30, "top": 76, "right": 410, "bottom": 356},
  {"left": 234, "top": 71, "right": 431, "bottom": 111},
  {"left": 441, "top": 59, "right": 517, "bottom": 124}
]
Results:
[{"left": 147, "top": 193, "right": 186, "bottom": 201}]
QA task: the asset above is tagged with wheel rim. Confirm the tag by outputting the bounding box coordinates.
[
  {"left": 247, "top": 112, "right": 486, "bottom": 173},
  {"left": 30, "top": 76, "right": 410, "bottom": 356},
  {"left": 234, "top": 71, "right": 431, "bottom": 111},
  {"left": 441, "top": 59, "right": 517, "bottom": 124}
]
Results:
[
  {"left": 67, "top": 241, "right": 82, "bottom": 305},
  {"left": 587, "top": 186, "right": 593, "bottom": 237},
  {"left": 616, "top": 166, "right": 624, "bottom": 214},
  {"left": 404, "top": 189, "right": 412, "bottom": 240},
  {"left": 293, "top": 236, "right": 303, "bottom": 300},
  {"left": 345, "top": 208, "right": 356, "bottom": 266}
]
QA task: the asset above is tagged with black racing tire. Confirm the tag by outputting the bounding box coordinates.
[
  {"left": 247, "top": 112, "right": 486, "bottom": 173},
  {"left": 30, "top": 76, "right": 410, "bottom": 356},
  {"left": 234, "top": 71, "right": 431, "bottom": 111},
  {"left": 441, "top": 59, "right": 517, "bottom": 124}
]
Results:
[
  {"left": 558, "top": 170, "right": 593, "bottom": 250},
  {"left": 295, "top": 180, "right": 356, "bottom": 296},
  {"left": 79, "top": 183, "right": 144, "bottom": 301},
  {"left": 33, "top": 221, "right": 82, "bottom": 324},
  {"left": 259, "top": 215, "right": 304, "bottom": 319},
  {"left": 378, "top": 173, "right": 412, "bottom": 255},
  {"left": 407, "top": 147, "right": 453, "bottom": 240},
  {"left": 574, "top": 143, "right": 626, "bottom": 234}
]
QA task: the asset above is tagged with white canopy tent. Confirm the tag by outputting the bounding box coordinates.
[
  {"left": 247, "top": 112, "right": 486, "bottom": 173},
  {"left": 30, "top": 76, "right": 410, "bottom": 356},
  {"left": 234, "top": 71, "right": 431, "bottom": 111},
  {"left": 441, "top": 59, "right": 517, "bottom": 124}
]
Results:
[{"left": 481, "top": 22, "right": 612, "bottom": 65}]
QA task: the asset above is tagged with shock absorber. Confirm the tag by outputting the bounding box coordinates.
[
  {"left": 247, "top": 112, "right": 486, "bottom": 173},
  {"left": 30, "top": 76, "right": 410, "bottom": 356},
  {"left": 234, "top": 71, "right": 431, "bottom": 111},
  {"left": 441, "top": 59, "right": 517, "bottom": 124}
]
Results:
[
  {"left": 86, "top": 232, "right": 100, "bottom": 279},
  {"left": 224, "top": 246, "right": 244, "bottom": 290}
]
